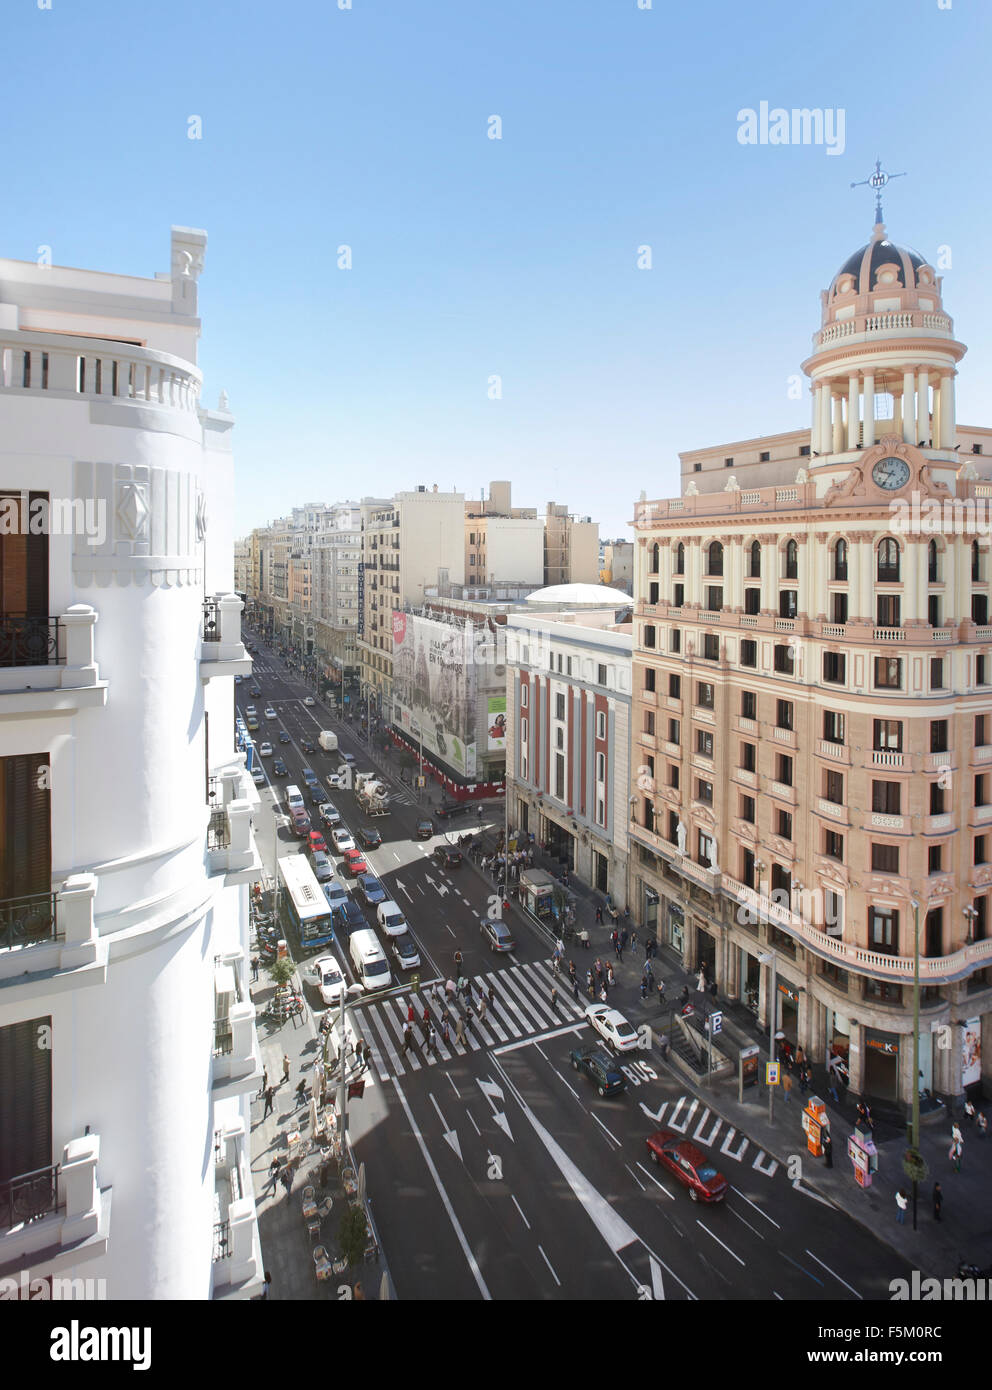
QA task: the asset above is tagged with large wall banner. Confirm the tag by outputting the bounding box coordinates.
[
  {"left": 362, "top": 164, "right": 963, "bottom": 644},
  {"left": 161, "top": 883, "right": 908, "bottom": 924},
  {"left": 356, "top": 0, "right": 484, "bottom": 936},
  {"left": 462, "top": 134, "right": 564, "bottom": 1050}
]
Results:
[
  {"left": 392, "top": 612, "right": 478, "bottom": 777},
  {"left": 487, "top": 695, "right": 507, "bottom": 750}
]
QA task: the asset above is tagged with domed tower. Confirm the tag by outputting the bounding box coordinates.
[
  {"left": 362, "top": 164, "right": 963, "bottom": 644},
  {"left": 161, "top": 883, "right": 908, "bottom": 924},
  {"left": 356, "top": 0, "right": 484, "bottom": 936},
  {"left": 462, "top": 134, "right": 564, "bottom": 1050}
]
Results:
[{"left": 802, "top": 217, "right": 967, "bottom": 467}]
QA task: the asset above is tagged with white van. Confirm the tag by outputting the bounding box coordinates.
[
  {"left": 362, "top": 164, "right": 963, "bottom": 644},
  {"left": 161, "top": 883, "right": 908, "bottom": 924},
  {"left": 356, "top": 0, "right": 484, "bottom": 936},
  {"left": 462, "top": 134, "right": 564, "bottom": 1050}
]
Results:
[
  {"left": 285, "top": 784, "right": 305, "bottom": 815},
  {"left": 349, "top": 928, "right": 391, "bottom": 992},
  {"left": 376, "top": 901, "right": 407, "bottom": 937}
]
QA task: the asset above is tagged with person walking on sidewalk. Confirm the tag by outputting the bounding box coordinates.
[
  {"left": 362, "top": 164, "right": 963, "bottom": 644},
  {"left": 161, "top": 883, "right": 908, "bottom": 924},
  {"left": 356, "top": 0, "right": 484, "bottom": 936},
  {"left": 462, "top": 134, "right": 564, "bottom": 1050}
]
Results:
[
  {"left": 607, "top": 963, "right": 615, "bottom": 988},
  {"left": 456, "top": 1015, "right": 466, "bottom": 1046},
  {"left": 933, "top": 1181, "right": 943, "bottom": 1222},
  {"left": 441, "top": 1017, "right": 450, "bottom": 1048},
  {"left": 250, "top": 956, "right": 259, "bottom": 982},
  {"left": 282, "top": 1054, "right": 291, "bottom": 1084},
  {"left": 826, "top": 1053, "right": 842, "bottom": 1104},
  {"left": 572, "top": 975, "right": 580, "bottom": 1002},
  {"left": 822, "top": 1127, "right": 833, "bottom": 1168},
  {"left": 949, "top": 1122, "right": 963, "bottom": 1159},
  {"left": 478, "top": 996, "right": 488, "bottom": 1022},
  {"left": 782, "top": 1071, "right": 794, "bottom": 1103},
  {"left": 267, "top": 1158, "right": 281, "bottom": 1196},
  {"left": 595, "top": 906, "right": 603, "bottom": 925},
  {"left": 657, "top": 980, "right": 666, "bottom": 1010},
  {"left": 402, "top": 1024, "right": 414, "bottom": 1056},
  {"left": 263, "top": 1085, "right": 276, "bottom": 1118},
  {"left": 950, "top": 1127, "right": 964, "bottom": 1172},
  {"left": 895, "top": 1189, "right": 908, "bottom": 1224},
  {"left": 551, "top": 985, "right": 559, "bottom": 1014}
]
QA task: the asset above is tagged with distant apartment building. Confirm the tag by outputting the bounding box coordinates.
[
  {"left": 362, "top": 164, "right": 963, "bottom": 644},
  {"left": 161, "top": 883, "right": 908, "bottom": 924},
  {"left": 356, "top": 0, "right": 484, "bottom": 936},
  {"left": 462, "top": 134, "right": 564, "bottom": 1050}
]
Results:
[
  {"left": 465, "top": 480, "right": 544, "bottom": 590},
  {"left": 630, "top": 214, "right": 992, "bottom": 1105},
  {"left": 600, "top": 539, "right": 634, "bottom": 594},
  {"left": 544, "top": 502, "right": 600, "bottom": 586}
]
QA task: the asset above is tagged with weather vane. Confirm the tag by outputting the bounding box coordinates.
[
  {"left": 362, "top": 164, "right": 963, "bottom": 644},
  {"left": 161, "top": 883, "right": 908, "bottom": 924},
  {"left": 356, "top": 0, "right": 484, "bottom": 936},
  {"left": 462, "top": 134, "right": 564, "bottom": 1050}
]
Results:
[{"left": 851, "top": 159, "right": 907, "bottom": 226}]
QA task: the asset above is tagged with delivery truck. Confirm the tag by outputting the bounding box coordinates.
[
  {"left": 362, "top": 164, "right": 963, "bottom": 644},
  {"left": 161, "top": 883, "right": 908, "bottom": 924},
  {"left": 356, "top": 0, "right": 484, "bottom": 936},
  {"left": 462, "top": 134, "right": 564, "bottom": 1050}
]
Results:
[{"left": 318, "top": 730, "right": 338, "bottom": 753}]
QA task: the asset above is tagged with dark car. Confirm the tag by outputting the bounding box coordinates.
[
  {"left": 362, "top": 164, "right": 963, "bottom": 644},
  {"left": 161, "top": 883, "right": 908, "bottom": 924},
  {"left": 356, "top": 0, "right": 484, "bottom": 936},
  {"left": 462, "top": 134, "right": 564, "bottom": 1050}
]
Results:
[
  {"left": 645, "top": 1130, "right": 728, "bottom": 1203},
  {"left": 356, "top": 874, "right": 387, "bottom": 906},
  {"left": 433, "top": 845, "right": 462, "bottom": 870},
  {"left": 436, "top": 801, "right": 472, "bottom": 821},
  {"left": 569, "top": 1045, "right": 626, "bottom": 1098},
  {"left": 415, "top": 819, "right": 434, "bottom": 839},
  {"left": 278, "top": 730, "right": 291, "bottom": 744},
  {"left": 273, "top": 758, "right": 288, "bottom": 778},
  {"left": 301, "top": 767, "right": 318, "bottom": 786},
  {"left": 334, "top": 899, "right": 366, "bottom": 936},
  {"left": 310, "top": 785, "right": 325, "bottom": 804},
  {"left": 356, "top": 826, "right": 382, "bottom": 850},
  {"left": 250, "top": 687, "right": 262, "bottom": 698},
  {"left": 300, "top": 737, "right": 315, "bottom": 754}
]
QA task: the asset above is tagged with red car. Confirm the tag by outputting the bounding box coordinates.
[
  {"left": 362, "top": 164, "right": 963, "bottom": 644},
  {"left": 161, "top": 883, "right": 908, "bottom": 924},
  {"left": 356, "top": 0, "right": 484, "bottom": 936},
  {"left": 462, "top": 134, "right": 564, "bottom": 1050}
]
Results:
[
  {"left": 291, "top": 810, "right": 311, "bottom": 838},
  {"left": 342, "top": 849, "right": 369, "bottom": 878},
  {"left": 645, "top": 1130, "right": 728, "bottom": 1203},
  {"left": 308, "top": 830, "right": 328, "bottom": 856}
]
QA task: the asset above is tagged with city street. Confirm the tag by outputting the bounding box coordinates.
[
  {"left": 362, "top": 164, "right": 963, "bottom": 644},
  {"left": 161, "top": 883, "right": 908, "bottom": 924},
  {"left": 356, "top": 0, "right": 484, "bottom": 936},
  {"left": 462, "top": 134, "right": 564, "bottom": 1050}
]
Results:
[{"left": 242, "top": 633, "right": 915, "bottom": 1302}]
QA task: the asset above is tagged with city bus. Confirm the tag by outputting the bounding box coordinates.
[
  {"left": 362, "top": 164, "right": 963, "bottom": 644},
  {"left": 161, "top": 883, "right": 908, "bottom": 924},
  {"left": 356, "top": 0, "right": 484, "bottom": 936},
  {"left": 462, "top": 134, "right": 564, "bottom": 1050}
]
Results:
[{"left": 278, "top": 853, "right": 335, "bottom": 952}]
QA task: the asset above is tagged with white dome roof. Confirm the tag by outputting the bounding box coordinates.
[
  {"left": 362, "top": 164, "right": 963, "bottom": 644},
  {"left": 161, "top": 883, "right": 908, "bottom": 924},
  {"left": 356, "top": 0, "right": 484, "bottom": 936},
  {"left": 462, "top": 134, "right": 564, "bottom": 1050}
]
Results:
[{"left": 524, "top": 582, "right": 632, "bottom": 606}]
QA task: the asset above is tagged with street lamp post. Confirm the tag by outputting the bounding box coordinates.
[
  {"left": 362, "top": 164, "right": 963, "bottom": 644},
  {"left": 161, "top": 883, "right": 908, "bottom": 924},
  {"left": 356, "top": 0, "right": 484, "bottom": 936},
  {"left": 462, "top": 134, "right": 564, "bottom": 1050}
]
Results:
[
  {"left": 909, "top": 894, "right": 922, "bottom": 1231},
  {"left": 322, "top": 983, "right": 366, "bottom": 1146}
]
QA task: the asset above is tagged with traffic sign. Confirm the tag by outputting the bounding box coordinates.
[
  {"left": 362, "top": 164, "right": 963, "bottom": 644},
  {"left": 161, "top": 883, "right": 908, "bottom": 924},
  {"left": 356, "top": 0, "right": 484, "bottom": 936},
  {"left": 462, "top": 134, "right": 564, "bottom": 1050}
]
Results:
[
  {"left": 766, "top": 1062, "right": 780, "bottom": 1086},
  {"left": 710, "top": 1011, "right": 723, "bottom": 1034}
]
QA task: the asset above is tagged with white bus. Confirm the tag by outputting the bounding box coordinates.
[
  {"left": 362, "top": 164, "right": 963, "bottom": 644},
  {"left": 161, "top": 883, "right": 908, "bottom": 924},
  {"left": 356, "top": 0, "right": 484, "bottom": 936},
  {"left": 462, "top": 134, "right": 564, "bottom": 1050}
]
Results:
[{"left": 278, "top": 853, "right": 335, "bottom": 952}]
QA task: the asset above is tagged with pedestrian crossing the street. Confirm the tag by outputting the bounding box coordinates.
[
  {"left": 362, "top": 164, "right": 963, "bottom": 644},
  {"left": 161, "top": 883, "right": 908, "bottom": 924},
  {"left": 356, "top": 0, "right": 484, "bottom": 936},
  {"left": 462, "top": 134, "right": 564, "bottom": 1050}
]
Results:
[{"left": 348, "top": 958, "right": 589, "bottom": 1081}]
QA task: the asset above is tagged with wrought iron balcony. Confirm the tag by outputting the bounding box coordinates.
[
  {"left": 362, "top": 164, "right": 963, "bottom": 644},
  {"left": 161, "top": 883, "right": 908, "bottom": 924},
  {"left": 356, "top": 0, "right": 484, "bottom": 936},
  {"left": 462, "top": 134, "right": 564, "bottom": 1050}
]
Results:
[
  {"left": 0, "top": 892, "right": 59, "bottom": 951},
  {"left": 202, "top": 599, "right": 222, "bottom": 642},
  {"left": 213, "top": 1220, "right": 232, "bottom": 1262},
  {"left": 0, "top": 615, "right": 62, "bottom": 668},
  {"left": 2, "top": 1163, "right": 61, "bottom": 1232}
]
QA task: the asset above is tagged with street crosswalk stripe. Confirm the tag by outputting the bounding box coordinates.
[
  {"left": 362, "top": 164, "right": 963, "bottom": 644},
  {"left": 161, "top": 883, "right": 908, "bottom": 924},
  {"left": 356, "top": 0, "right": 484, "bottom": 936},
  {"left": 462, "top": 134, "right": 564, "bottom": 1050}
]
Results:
[
  {"left": 487, "top": 969, "right": 547, "bottom": 1033},
  {"left": 720, "top": 1128, "right": 750, "bottom": 1162},
  {"left": 693, "top": 1110, "right": 722, "bottom": 1147},
  {"left": 751, "top": 1150, "right": 779, "bottom": 1177},
  {"left": 528, "top": 961, "right": 587, "bottom": 1021},
  {"left": 668, "top": 1097, "right": 698, "bottom": 1134},
  {"left": 511, "top": 962, "right": 573, "bottom": 1028}
]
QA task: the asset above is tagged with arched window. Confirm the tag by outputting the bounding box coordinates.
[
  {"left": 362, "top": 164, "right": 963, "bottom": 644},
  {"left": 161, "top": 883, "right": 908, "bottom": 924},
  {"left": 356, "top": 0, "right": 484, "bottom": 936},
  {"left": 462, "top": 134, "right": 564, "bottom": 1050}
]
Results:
[
  {"left": 748, "top": 540, "right": 761, "bottom": 578},
  {"left": 785, "top": 539, "right": 798, "bottom": 580},
  {"left": 707, "top": 541, "right": 724, "bottom": 577},
  {"left": 649, "top": 542, "right": 660, "bottom": 573},
  {"left": 833, "top": 538, "right": 848, "bottom": 581},
  {"left": 928, "top": 539, "right": 939, "bottom": 583},
  {"left": 877, "top": 538, "right": 900, "bottom": 582},
  {"left": 675, "top": 542, "right": 685, "bottom": 575}
]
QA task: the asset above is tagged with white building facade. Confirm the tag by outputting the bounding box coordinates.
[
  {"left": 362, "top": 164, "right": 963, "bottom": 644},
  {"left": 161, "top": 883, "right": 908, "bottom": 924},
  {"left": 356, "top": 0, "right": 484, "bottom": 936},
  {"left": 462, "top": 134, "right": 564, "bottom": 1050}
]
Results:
[{"left": 0, "top": 227, "right": 263, "bottom": 1298}]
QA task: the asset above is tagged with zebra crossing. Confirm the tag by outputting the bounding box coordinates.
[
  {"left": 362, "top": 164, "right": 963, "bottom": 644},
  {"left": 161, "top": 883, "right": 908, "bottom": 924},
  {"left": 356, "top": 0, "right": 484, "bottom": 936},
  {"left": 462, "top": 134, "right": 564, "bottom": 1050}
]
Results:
[
  {"left": 348, "top": 958, "right": 588, "bottom": 1081},
  {"left": 639, "top": 1095, "right": 780, "bottom": 1179}
]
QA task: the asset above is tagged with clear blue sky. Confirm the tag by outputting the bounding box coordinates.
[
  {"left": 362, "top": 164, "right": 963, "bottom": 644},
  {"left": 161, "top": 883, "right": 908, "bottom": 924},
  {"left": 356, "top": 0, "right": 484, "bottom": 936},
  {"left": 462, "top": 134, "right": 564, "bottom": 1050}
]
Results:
[{"left": 5, "top": 0, "right": 990, "bottom": 540}]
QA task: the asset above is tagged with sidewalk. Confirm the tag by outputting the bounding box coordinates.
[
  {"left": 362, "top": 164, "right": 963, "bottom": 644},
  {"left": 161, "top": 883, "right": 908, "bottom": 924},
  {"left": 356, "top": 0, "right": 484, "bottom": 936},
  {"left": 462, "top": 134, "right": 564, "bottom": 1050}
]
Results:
[
  {"left": 465, "top": 820, "right": 992, "bottom": 1278},
  {"left": 247, "top": 935, "right": 394, "bottom": 1300}
]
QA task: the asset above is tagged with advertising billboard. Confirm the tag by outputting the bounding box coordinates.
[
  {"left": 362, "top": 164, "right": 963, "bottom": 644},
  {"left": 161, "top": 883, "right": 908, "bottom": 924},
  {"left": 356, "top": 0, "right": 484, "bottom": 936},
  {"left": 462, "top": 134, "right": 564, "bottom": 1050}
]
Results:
[
  {"left": 487, "top": 695, "right": 507, "bottom": 750},
  {"left": 392, "top": 612, "right": 477, "bottom": 777},
  {"left": 962, "top": 1017, "right": 982, "bottom": 1089}
]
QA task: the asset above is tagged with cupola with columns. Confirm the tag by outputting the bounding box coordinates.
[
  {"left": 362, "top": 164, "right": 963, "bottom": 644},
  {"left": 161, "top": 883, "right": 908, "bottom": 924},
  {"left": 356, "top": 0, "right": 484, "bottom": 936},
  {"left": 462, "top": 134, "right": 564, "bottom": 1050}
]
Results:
[{"left": 801, "top": 215, "right": 967, "bottom": 467}]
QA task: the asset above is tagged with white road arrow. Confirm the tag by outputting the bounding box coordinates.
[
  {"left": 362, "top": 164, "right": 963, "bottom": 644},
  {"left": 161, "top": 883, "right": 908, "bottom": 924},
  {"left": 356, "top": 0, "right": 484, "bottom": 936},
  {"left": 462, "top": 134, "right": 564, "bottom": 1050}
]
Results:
[
  {"left": 395, "top": 880, "right": 413, "bottom": 901},
  {"left": 429, "top": 1093, "right": 462, "bottom": 1161},
  {"left": 477, "top": 1078, "right": 513, "bottom": 1141},
  {"left": 477, "top": 1080, "right": 504, "bottom": 1103}
]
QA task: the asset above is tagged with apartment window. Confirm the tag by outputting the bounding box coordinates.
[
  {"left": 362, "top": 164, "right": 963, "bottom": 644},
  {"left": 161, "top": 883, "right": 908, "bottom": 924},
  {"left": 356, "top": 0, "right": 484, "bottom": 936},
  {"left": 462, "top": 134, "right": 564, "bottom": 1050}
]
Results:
[
  {"left": 972, "top": 594, "right": 989, "bottom": 625},
  {"left": 724, "top": 457, "right": 734, "bottom": 467},
  {"left": 0, "top": 492, "right": 51, "bottom": 667},
  {"left": 869, "top": 906, "right": 899, "bottom": 954},
  {"left": 928, "top": 844, "right": 942, "bottom": 875},
  {"left": 0, "top": 1015, "right": 53, "bottom": 1193},
  {"left": 674, "top": 543, "right": 685, "bottom": 575},
  {"left": 824, "top": 769, "right": 844, "bottom": 804},
  {"left": 744, "top": 587, "right": 760, "bottom": 615},
  {"left": 928, "top": 539, "right": 940, "bottom": 582},
  {"left": 669, "top": 764, "right": 680, "bottom": 789},
  {"left": 696, "top": 682, "right": 714, "bottom": 709},
  {"left": 698, "top": 831, "right": 715, "bottom": 868},
  {"left": 833, "top": 539, "right": 848, "bottom": 581},
  {"left": 649, "top": 543, "right": 660, "bottom": 573},
  {"left": 643, "top": 711, "right": 655, "bottom": 736},
  {"left": 520, "top": 684, "right": 528, "bottom": 708},
  {"left": 871, "top": 842, "right": 900, "bottom": 873},
  {"left": 643, "top": 625, "right": 656, "bottom": 649},
  {"left": 596, "top": 797, "right": 606, "bottom": 827},
  {"left": 874, "top": 656, "right": 902, "bottom": 690},
  {"left": 973, "top": 540, "right": 985, "bottom": 583},
  {"left": 776, "top": 699, "right": 793, "bottom": 731},
  {"left": 777, "top": 809, "right": 793, "bottom": 840},
  {"left": 597, "top": 664, "right": 608, "bottom": 685},
  {"left": 707, "top": 542, "right": 724, "bottom": 576},
  {"left": 673, "top": 583, "right": 685, "bottom": 607},
  {"left": 877, "top": 538, "right": 900, "bottom": 582},
  {"left": 974, "top": 444, "right": 984, "bottom": 455},
  {"left": 703, "top": 633, "right": 719, "bottom": 661},
  {"left": 740, "top": 690, "right": 756, "bottom": 720},
  {"left": 774, "top": 645, "right": 794, "bottom": 675},
  {"left": 741, "top": 742, "right": 756, "bottom": 772},
  {"left": 670, "top": 628, "right": 681, "bottom": 654},
  {"left": 554, "top": 754, "right": 565, "bottom": 800},
  {"left": 759, "top": 451, "right": 770, "bottom": 463},
  {"left": 977, "top": 715, "right": 988, "bottom": 747},
  {"left": 976, "top": 774, "right": 989, "bottom": 807},
  {"left": 747, "top": 541, "right": 761, "bottom": 578},
  {"left": 831, "top": 592, "right": 848, "bottom": 624},
  {"left": 741, "top": 639, "right": 757, "bottom": 668},
  {"left": 776, "top": 753, "right": 793, "bottom": 786},
  {"left": 873, "top": 719, "right": 902, "bottom": 751},
  {"left": 740, "top": 795, "right": 756, "bottom": 823},
  {"left": 469, "top": 554, "right": 475, "bottom": 566},
  {"left": 595, "top": 751, "right": 606, "bottom": 782},
  {"left": 876, "top": 594, "right": 901, "bottom": 628},
  {"left": 557, "top": 654, "right": 563, "bottom": 673},
  {"left": 696, "top": 779, "right": 713, "bottom": 805},
  {"left": 930, "top": 719, "right": 949, "bottom": 753},
  {"left": 566, "top": 657, "right": 573, "bottom": 677},
  {"left": 823, "top": 651, "right": 846, "bottom": 684},
  {"left": 799, "top": 444, "right": 811, "bottom": 457},
  {"left": 824, "top": 829, "right": 844, "bottom": 861},
  {"left": 669, "top": 673, "right": 681, "bottom": 699},
  {"left": 0, "top": 752, "right": 52, "bottom": 909},
  {"left": 668, "top": 718, "right": 680, "bottom": 744},
  {"left": 693, "top": 463, "right": 702, "bottom": 473},
  {"left": 596, "top": 710, "right": 606, "bottom": 740},
  {"left": 555, "top": 693, "right": 566, "bottom": 720},
  {"left": 779, "top": 590, "right": 798, "bottom": 619},
  {"left": 705, "top": 586, "right": 723, "bottom": 612},
  {"left": 784, "top": 540, "right": 798, "bottom": 580},
  {"left": 928, "top": 594, "right": 942, "bottom": 628},
  {"left": 930, "top": 782, "right": 945, "bottom": 815},
  {"left": 975, "top": 835, "right": 988, "bottom": 866},
  {"left": 823, "top": 710, "right": 845, "bottom": 744},
  {"left": 872, "top": 780, "right": 901, "bottom": 814},
  {"left": 696, "top": 729, "right": 714, "bottom": 758},
  {"left": 520, "top": 717, "right": 528, "bottom": 746},
  {"left": 978, "top": 655, "right": 988, "bottom": 686},
  {"left": 667, "top": 811, "right": 679, "bottom": 844},
  {"left": 643, "top": 668, "right": 656, "bottom": 693}
]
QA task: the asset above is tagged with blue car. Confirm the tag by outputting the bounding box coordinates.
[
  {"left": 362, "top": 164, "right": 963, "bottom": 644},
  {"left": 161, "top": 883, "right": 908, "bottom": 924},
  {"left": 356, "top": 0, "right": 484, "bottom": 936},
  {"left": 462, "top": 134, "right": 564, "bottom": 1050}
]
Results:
[
  {"left": 334, "top": 899, "right": 366, "bottom": 936},
  {"left": 278, "top": 730, "right": 291, "bottom": 744},
  {"left": 357, "top": 874, "right": 387, "bottom": 906}
]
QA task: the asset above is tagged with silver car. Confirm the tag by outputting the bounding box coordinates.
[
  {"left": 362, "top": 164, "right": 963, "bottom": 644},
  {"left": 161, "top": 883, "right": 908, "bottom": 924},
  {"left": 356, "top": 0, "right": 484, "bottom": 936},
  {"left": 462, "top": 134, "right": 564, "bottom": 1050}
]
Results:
[{"left": 311, "top": 851, "right": 333, "bottom": 883}]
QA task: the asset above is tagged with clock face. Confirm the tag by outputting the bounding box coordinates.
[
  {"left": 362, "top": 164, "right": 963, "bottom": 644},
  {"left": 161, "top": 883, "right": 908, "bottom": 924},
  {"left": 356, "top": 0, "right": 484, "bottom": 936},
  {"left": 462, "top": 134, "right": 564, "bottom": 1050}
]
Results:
[{"left": 872, "top": 456, "right": 911, "bottom": 491}]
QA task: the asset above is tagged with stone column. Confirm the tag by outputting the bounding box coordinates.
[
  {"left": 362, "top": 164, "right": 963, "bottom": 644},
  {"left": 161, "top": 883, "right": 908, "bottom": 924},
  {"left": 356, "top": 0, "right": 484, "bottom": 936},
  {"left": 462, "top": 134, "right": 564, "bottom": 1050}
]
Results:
[
  {"left": 862, "top": 372, "right": 875, "bottom": 447},
  {"left": 847, "top": 374, "right": 860, "bottom": 449},
  {"left": 860, "top": 535, "right": 874, "bottom": 623},
  {"left": 902, "top": 369, "right": 916, "bottom": 444},
  {"left": 939, "top": 373, "right": 956, "bottom": 448},
  {"left": 832, "top": 393, "right": 844, "bottom": 454},
  {"left": 819, "top": 383, "right": 831, "bottom": 455},
  {"left": 917, "top": 368, "right": 930, "bottom": 445}
]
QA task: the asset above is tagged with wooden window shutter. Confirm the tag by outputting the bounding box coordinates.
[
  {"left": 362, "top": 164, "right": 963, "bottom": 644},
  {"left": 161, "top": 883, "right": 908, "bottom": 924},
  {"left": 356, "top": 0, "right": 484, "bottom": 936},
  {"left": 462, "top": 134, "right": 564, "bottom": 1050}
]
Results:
[{"left": 0, "top": 754, "right": 52, "bottom": 901}]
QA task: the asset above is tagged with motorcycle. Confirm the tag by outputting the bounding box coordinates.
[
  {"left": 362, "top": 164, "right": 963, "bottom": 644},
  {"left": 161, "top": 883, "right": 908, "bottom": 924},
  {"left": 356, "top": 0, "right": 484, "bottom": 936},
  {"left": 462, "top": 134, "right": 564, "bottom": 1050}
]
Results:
[{"left": 958, "top": 1257, "right": 992, "bottom": 1279}]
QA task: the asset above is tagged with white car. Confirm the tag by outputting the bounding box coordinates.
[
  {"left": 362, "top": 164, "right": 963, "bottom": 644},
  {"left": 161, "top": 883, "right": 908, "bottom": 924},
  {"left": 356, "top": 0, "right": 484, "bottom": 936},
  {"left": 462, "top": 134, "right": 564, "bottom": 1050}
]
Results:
[
  {"left": 586, "top": 1003, "right": 640, "bottom": 1053},
  {"left": 259, "top": 742, "right": 273, "bottom": 758},
  {"left": 326, "top": 771, "right": 349, "bottom": 789},
  {"left": 245, "top": 705, "right": 257, "bottom": 718},
  {"left": 319, "top": 802, "right": 341, "bottom": 828},
  {"left": 304, "top": 696, "right": 316, "bottom": 706},
  {"left": 310, "top": 955, "right": 346, "bottom": 1007},
  {"left": 330, "top": 828, "right": 356, "bottom": 853},
  {"left": 251, "top": 767, "right": 266, "bottom": 786},
  {"left": 264, "top": 706, "right": 277, "bottom": 719}
]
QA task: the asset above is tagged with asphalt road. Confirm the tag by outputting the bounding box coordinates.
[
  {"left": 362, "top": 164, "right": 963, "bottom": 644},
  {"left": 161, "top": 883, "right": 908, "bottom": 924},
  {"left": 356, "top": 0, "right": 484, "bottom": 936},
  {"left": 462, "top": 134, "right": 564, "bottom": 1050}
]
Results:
[{"left": 240, "top": 634, "right": 916, "bottom": 1303}]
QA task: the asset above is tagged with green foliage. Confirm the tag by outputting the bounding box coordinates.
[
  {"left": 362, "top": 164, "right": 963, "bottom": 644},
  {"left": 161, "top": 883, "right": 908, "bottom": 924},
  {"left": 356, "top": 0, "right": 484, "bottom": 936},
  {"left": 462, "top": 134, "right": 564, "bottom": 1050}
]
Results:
[
  {"left": 338, "top": 1204, "right": 368, "bottom": 1272},
  {"left": 902, "top": 1147, "right": 929, "bottom": 1184},
  {"left": 267, "top": 956, "right": 296, "bottom": 993}
]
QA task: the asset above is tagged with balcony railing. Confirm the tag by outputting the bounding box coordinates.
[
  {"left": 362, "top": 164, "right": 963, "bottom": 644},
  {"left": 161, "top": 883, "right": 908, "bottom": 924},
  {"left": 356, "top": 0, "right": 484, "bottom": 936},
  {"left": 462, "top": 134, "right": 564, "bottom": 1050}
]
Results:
[
  {"left": 0, "top": 331, "right": 201, "bottom": 413},
  {"left": 213, "top": 1220, "right": 231, "bottom": 1262},
  {"left": 202, "top": 599, "right": 222, "bottom": 643},
  {"left": 0, "top": 616, "right": 62, "bottom": 669},
  {"left": 208, "top": 806, "right": 231, "bottom": 850},
  {"left": 0, "top": 892, "right": 60, "bottom": 952},
  {"left": 2, "top": 1163, "right": 61, "bottom": 1231},
  {"left": 213, "top": 1018, "right": 234, "bottom": 1056}
]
